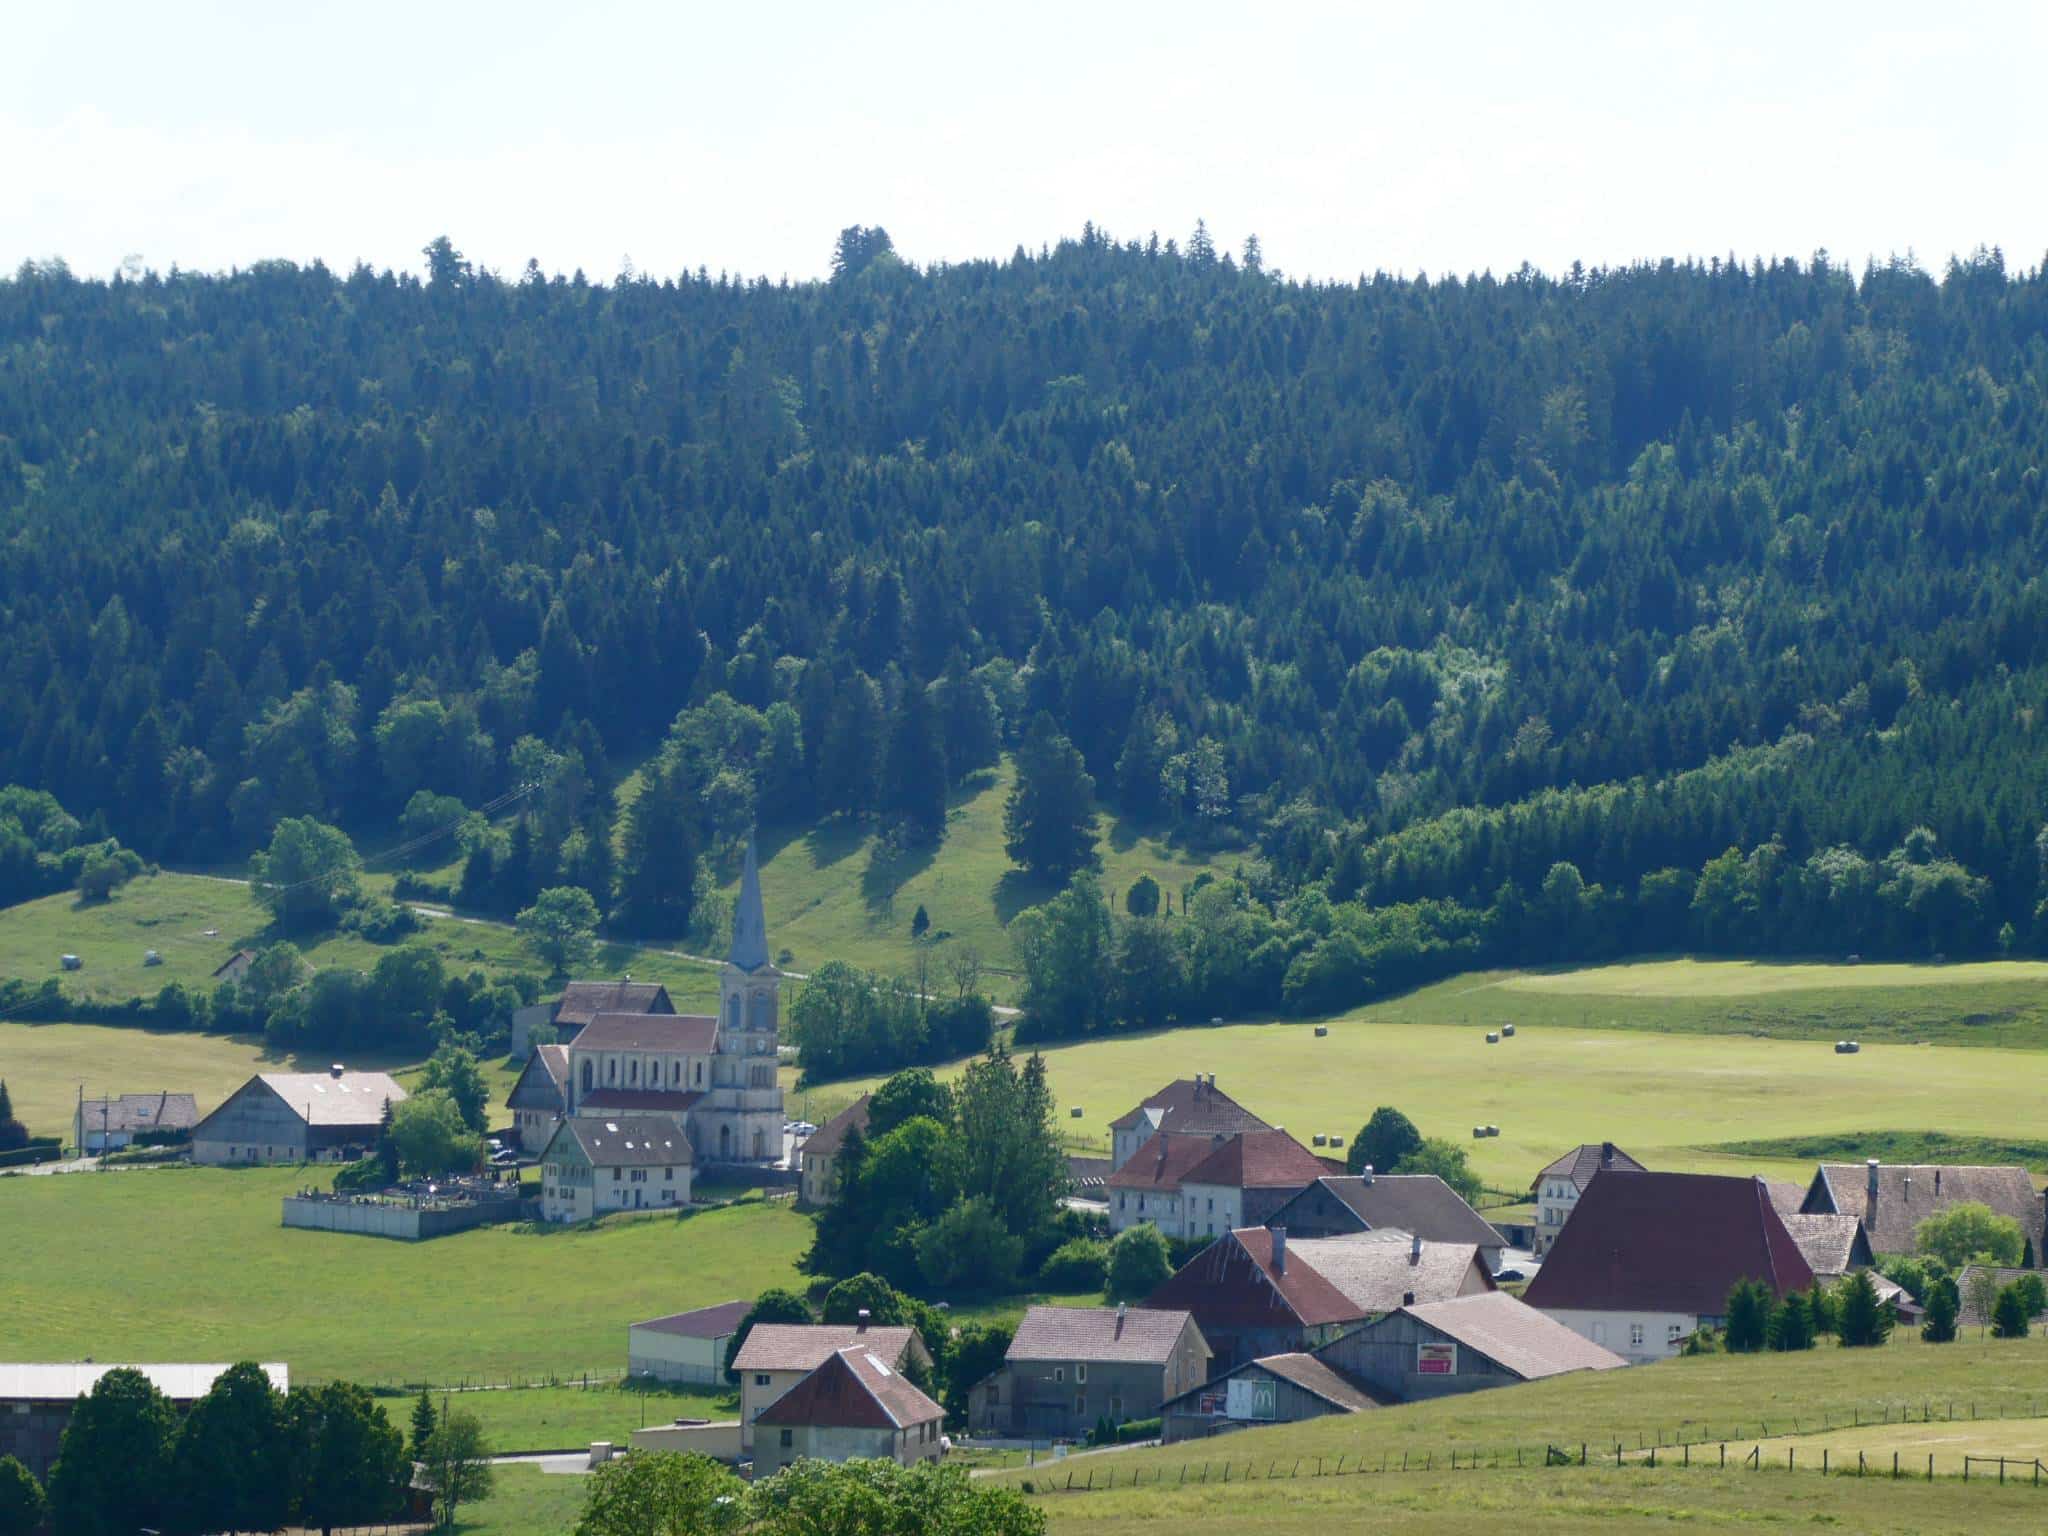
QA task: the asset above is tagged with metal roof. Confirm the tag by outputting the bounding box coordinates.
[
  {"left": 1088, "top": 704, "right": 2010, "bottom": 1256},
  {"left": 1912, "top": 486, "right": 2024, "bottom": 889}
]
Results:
[{"left": 0, "top": 1362, "right": 288, "bottom": 1402}]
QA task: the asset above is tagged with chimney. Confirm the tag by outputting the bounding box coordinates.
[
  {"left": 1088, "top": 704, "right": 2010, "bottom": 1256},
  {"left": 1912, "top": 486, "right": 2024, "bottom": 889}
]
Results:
[
  {"left": 329, "top": 1063, "right": 345, "bottom": 1079},
  {"left": 1271, "top": 1226, "right": 1287, "bottom": 1275},
  {"left": 1934, "top": 1168, "right": 1942, "bottom": 1196},
  {"left": 1902, "top": 1173, "right": 1911, "bottom": 1201},
  {"left": 1410, "top": 1233, "right": 1422, "bottom": 1265},
  {"left": 1115, "top": 1302, "right": 1127, "bottom": 1335},
  {"left": 1361, "top": 1164, "right": 1374, "bottom": 1186},
  {"left": 1866, "top": 1158, "right": 1880, "bottom": 1201},
  {"left": 1402, "top": 1291, "right": 1415, "bottom": 1307},
  {"left": 1601, "top": 1141, "right": 1615, "bottom": 1168},
  {"left": 856, "top": 1308, "right": 870, "bottom": 1332}
]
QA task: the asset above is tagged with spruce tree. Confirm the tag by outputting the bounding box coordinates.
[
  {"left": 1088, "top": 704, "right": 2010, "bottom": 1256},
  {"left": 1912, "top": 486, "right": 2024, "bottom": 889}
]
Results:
[
  {"left": 1921, "top": 1277, "right": 1960, "bottom": 1342},
  {"left": 1993, "top": 1284, "right": 2032, "bottom": 1338},
  {"left": 1723, "top": 1278, "right": 1771, "bottom": 1352},
  {"left": 1003, "top": 713, "right": 1097, "bottom": 882},
  {"left": 1835, "top": 1270, "right": 1892, "bottom": 1347},
  {"left": 881, "top": 683, "right": 948, "bottom": 842},
  {"left": 409, "top": 1390, "right": 437, "bottom": 1463}
]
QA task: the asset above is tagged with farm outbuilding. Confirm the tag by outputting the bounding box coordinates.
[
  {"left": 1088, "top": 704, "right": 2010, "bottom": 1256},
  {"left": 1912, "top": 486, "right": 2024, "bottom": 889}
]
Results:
[
  {"left": 191, "top": 1066, "right": 405, "bottom": 1165},
  {"left": 629, "top": 1299, "right": 753, "bottom": 1384}
]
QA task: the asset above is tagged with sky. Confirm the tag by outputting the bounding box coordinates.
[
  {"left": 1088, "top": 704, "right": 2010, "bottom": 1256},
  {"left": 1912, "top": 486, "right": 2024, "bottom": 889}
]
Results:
[{"left": 7, "top": 1, "right": 2045, "bottom": 286}]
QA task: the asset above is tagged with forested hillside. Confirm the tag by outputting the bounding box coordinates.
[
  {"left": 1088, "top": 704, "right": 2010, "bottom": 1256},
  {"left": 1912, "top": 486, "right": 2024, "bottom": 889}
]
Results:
[{"left": 6, "top": 227, "right": 2048, "bottom": 1019}]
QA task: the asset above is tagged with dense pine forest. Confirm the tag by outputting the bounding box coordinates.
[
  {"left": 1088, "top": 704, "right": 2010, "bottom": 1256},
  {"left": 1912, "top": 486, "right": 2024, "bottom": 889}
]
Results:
[{"left": 7, "top": 226, "right": 2048, "bottom": 1028}]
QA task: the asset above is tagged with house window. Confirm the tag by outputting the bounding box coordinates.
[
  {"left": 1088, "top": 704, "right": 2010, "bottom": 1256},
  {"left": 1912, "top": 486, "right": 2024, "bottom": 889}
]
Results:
[
  {"left": 612, "top": 1168, "right": 621, "bottom": 1180},
  {"left": 695, "top": 1061, "right": 704, "bottom": 1087},
  {"left": 1075, "top": 1364, "right": 1087, "bottom": 1384},
  {"left": 1054, "top": 1367, "right": 1064, "bottom": 1384},
  {"left": 755, "top": 1374, "right": 771, "bottom": 1387},
  {"left": 664, "top": 1167, "right": 674, "bottom": 1180},
  {"left": 630, "top": 1169, "right": 647, "bottom": 1183},
  {"left": 1667, "top": 1323, "right": 1685, "bottom": 1343},
  {"left": 779, "top": 1428, "right": 793, "bottom": 1448},
  {"left": 629, "top": 1059, "right": 639, "bottom": 1085},
  {"left": 1629, "top": 1323, "right": 1645, "bottom": 1348},
  {"left": 608, "top": 1058, "right": 618, "bottom": 1083},
  {"left": 580, "top": 1061, "right": 593, "bottom": 1093}
]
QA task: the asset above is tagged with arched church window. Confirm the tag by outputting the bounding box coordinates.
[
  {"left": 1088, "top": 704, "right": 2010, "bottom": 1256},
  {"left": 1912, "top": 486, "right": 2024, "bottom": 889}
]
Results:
[
  {"left": 727, "top": 997, "right": 740, "bottom": 1031},
  {"left": 629, "top": 1059, "right": 639, "bottom": 1085}
]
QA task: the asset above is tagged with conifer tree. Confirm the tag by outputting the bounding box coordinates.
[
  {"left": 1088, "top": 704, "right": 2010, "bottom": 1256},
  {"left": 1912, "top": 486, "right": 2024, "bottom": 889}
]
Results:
[{"left": 1004, "top": 714, "right": 1097, "bottom": 882}]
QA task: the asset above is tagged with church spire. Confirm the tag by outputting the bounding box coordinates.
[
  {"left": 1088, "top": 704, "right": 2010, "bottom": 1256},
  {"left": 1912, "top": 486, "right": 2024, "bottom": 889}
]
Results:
[{"left": 728, "top": 832, "right": 770, "bottom": 972}]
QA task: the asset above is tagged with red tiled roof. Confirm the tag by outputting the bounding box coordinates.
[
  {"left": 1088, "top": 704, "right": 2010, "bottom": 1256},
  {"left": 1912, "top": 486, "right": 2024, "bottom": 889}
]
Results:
[
  {"left": 754, "top": 1345, "right": 941, "bottom": 1431},
  {"left": 1146, "top": 1227, "right": 1363, "bottom": 1330},
  {"left": 1182, "top": 1130, "right": 1328, "bottom": 1191},
  {"left": 1532, "top": 1143, "right": 1647, "bottom": 1192},
  {"left": 1109, "top": 1079, "right": 1270, "bottom": 1138},
  {"left": 1523, "top": 1172, "right": 1815, "bottom": 1316},
  {"left": 573, "top": 1012, "right": 719, "bottom": 1054},
  {"left": 631, "top": 1300, "right": 753, "bottom": 1338},
  {"left": 1105, "top": 1131, "right": 1228, "bottom": 1194}
]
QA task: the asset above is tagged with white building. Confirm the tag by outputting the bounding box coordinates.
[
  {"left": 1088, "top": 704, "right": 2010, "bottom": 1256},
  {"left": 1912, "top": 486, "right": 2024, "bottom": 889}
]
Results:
[
  {"left": 539, "top": 1115, "right": 693, "bottom": 1223},
  {"left": 1530, "top": 1142, "right": 1646, "bottom": 1256},
  {"left": 629, "top": 1300, "right": 753, "bottom": 1384}
]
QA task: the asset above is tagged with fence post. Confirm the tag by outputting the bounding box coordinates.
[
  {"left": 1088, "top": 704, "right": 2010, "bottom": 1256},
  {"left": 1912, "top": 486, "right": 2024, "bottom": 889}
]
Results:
[
  {"left": 1822, "top": 1449, "right": 1827, "bottom": 1476},
  {"left": 1720, "top": 1444, "right": 1725, "bottom": 1468},
  {"left": 1928, "top": 1453, "right": 1933, "bottom": 1481},
  {"left": 1683, "top": 1443, "right": 1689, "bottom": 1467},
  {"left": 1580, "top": 1443, "right": 1586, "bottom": 1466},
  {"left": 1788, "top": 1447, "right": 1794, "bottom": 1472}
]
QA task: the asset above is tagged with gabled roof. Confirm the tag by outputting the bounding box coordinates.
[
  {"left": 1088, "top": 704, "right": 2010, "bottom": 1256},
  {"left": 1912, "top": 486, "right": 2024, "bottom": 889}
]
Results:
[
  {"left": 1523, "top": 1172, "right": 1815, "bottom": 1316},
  {"left": 1109, "top": 1079, "right": 1269, "bottom": 1139},
  {"left": 1763, "top": 1180, "right": 1806, "bottom": 1217},
  {"left": 572, "top": 1012, "right": 719, "bottom": 1054},
  {"left": 1290, "top": 1233, "right": 1493, "bottom": 1313},
  {"left": 732, "top": 1323, "right": 925, "bottom": 1374},
  {"left": 228, "top": 1071, "right": 405, "bottom": 1128},
  {"left": 210, "top": 949, "right": 256, "bottom": 978},
  {"left": 1006, "top": 1306, "right": 1200, "bottom": 1366},
  {"left": 753, "top": 1346, "right": 940, "bottom": 1431},
  {"left": 1106, "top": 1131, "right": 1231, "bottom": 1195},
  {"left": 631, "top": 1300, "right": 753, "bottom": 1339},
  {"left": 1146, "top": 1227, "right": 1363, "bottom": 1330},
  {"left": 803, "top": 1095, "right": 871, "bottom": 1160},
  {"left": 76, "top": 1092, "right": 198, "bottom": 1133},
  {"left": 1956, "top": 1266, "right": 2044, "bottom": 1328},
  {"left": 506, "top": 1045, "right": 569, "bottom": 1112},
  {"left": 1270, "top": 1175, "right": 1503, "bottom": 1249},
  {"left": 1804, "top": 1163, "right": 2042, "bottom": 1258},
  {"left": 577, "top": 1089, "right": 704, "bottom": 1115},
  {"left": 1182, "top": 1130, "right": 1328, "bottom": 1192},
  {"left": 1380, "top": 1293, "right": 1628, "bottom": 1380},
  {"left": 1253, "top": 1352, "right": 1387, "bottom": 1411},
  {"left": 544, "top": 1115, "right": 693, "bottom": 1167},
  {"left": 1779, "top": 1213, "right": 1873, "bottom": 1277},
  {"left": 554, "top": 981, "right": 674, "bottom": 1029},
  {"left": 1532, "top": 1143, "right": 1646, "bottom": 1192}
]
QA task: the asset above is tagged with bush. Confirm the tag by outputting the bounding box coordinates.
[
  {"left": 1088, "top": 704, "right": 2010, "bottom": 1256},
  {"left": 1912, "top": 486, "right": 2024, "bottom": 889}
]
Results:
[
  {"left": 1993, "top": 1284, "right": 2032, "bottom": 1338},
  {"left": 1036, "top": 1237, "right": 1109, "bottom": 1291},
  {"left": 343, "top": 898, "right": 426, "bottom": 943},
  {"left": 331, "top": 1158, "right": 387, "bottom": 1193},
  {"left": 1921, "top": 1276, "right": 1959, "bottom": 1342},
  {"left": 1106, "top": 1224, "right": 1172, "bottom": 1302},
  {"left": 915, "top": 1197, "right": 1023, "bottom": 1293}
]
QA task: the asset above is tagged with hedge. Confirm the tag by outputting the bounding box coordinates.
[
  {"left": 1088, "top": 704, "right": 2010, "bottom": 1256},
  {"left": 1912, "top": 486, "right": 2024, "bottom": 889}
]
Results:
[{"left": 0, "top": 1138, "right": 63, "bottom": 1168}]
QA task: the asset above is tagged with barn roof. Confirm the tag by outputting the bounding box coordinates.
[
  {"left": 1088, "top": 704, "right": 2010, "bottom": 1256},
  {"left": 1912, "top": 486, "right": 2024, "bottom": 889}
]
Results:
[
  {"left": 1182, "top": 1130, "right": 1328, "bottom": 1191},
  {"left": 1270, "top": 1175, "right": 1503, "bottom": 1249},
  {"left": 1289, "top": 1232, "right": 1493, "bottom": 1313},
  {"left": 631, "top": 1300, "right": 754, "bottom": 1339},
  {"left": 1006, "top": 1305, "right": 1198, "bottom": 1365},
  {"left": 753, "top": 1346, "right": 940, "bottom": 1430},
  {"left": 1805, "top": 1163, "right": 2042, "bottom": 1258},
  {"left": 1109, "top": 1078, "right": 1269, "bottom": 1140},
  {"left": 1146, "top": 1227, "right": 1363, "bottom": 1330},
  {"left": 1384, "top": 1293, "right": 1628, "bottom": 1380}
]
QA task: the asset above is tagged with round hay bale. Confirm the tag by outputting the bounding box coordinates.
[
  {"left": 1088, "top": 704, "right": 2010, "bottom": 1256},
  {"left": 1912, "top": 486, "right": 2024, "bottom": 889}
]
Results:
[
  {"left": 1069, "top": 1106, "right": 1084, "bottom": 1118},
  {"left": 1314, "top": 1025, "right": 1329, "bottom": 1038},
  {"left": 1485, "top": 1031, "right": 1500, "bottom": 1044}
]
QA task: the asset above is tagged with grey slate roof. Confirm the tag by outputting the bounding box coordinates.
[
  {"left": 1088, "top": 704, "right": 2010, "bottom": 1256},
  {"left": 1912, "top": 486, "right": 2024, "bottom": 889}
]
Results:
[
  {"left": 631, "top": 1300, "right": 753, "bottom": 1338},
  {"left": 76, "top": 1092, "right": 198, "bottom": 1134},
  {"left": 546, "top": 1115, "right": 692, "bottom": 1168},
  {"left": 1109, "top": 1078, "right": 1269, "bottom": 1140},
  {"left": 1390, "top": 1293, "right": 1628, "bottom": 1379},
  {"left": 1254, "top": 1352, "right": 1386, "bottom": 1411},
  {"left": 1532, "top": 1142, "right": 1647, "bottom": 1193},
  {"left": 554, "top": 981, "right": 674, "bottom": 1029},
  {"left": 1955, "top": 1266, "right": 2046, "bottom": 1328},
  {"left": 1804, "top": 1163, "right": 2043, "bottom": 1258},
  {"left": 1271, "top": 1175, "right": 1503, "bottom": 1248},
  {"left": 729, "top": 835, "right": 771, "bottom": 973},
  {"left": 1006, "top": 1305, "right": 1198, "bottom": 1366},
  {"left": 251, "top": 1071, "right": 405, "bottom": 1127},
  {"left": 1779, "top": 1213, "right": 1871, "bottom": 1276},
  {"left": 1290, "top": 1233, "right": 1493, "bottom": 1314}
]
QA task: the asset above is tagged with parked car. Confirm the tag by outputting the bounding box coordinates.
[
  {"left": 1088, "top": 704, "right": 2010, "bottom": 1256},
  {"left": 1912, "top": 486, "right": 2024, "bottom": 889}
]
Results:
[
  {"left": 1492, "top": 1267, "right": 1527, "bottom": 1283},
  {"left": 793, "top": 1121, "right": 817, "bottom": 1137}
]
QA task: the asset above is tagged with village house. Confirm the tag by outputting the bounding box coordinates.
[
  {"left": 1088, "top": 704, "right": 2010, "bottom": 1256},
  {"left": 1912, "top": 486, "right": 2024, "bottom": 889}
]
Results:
[
  {"left": 1104, "top": 1131, "right": 1226, "bottom": 1235},
  {"left": 503, "top": 840, "right": 787, "bottom": 1164},
  {"left": 798, "top": 1095, "right": 871, "bottom": 1207},
  {"left": 190, "top": 1066, "right": 404, "bottom": 1165},
  {"left": 1799, "top": 1160, "right": 2046, "bottom": 1265},
  {"left": 1142, "top": 1227, "right": 1361, "bottom": 1371},
  {"left": 0, "top": 1363, "right": 288, "bottom": 1482},
  {"left": 72, "top": 1091, "right": 197, "bottom": 1153},
  {"left": 969, "top": 1304, "right": 1209, "bottom": 1441},
  {"left": 209, "top": 949, "right": 256, "bottom": 988},
  {"left": 629, "top": 1300, "right": 753, "bottom": 1385},
  {"left": 1530, "top": 1142, "right": 1647, "bottom": 1257},
  {"left": 730, "top": 1319, "right": 929, "bottom": 1452},
  {"left": 539, "top": 1115, "right": 693, "bottom": 1222},
  {"left": 1159, "top": 1350, "right": 1383, "bottom": 1443},
  {"left": 1267, "top": 1172, "right": 1506, "bottom": 1272},
  {"left": 1288, "top": 1231, "right": 1496, "bottom": 1316},
  {"left": 750, "top": 1345, "right": 945, "bottom": 1477},
  {"left": 511, "top": 978, "right": 675, "bottom": 1057},
  {"left": 1316, "top": 1291, "right": 1627, "bottom": 1403},
  {"left": 1109, "top": 1075, "right": 1269, "bottom": 1171},
  {"left": 1523, "top": 1171, "right": 1815, "bottom": 1363},
  {"left": 1177, "top": 1130, "right": 1332, "bottom": 1241}
]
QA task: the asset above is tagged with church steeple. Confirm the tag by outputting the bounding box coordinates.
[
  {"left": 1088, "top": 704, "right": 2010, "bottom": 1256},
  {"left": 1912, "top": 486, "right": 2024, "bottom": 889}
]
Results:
[{"left": 728, "top": 833, "right": 771, "bottom": 973}]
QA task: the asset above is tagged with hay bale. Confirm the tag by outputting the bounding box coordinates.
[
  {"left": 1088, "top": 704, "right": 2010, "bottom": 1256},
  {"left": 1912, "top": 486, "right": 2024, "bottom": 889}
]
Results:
[
  {"left": 1485, "top": 1031, "right": 1500, "bottom": 1044},
  {"left": 1313, "top": 1025, "right": 1329, "bottom": 1037},
  {"left": 1070, "top": 1106, "right": 1084, "bottom": 1118}
]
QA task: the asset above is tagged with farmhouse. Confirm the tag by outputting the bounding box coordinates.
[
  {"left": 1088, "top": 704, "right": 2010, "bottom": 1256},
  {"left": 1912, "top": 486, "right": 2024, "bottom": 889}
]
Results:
[
  {"left": 798, "top": 1095, "right": 870, "bottom": 1206},
  {"left": 1267, "top": 1173, "right": 1506, "bottom": 1272},
  {"left": 1177, "top": 1130, "right": 1331, "bottom": 1240},
  {"left": 1143, "top": 1227, "right": 1364, "bottom": 1371},
  {"left": 72, "top": 1090, "right": 197, "bottom": 1153},
  {"left": 1530, "top": 1142, "right": 1646, "bottom": 1257},
  {"left": 507, "top": 840, "right": 787, "bottom": 1164},
  {"left": 511, "top": 977, "right": 675, "bottom": 1056},
  {"left": 0, "top": 1363, "right": 288, "bottom": 1482},
  {"left": 190, "top": 1066, "right": 403, "bottom": 1165},
  {"left": 1160, "top": 1351, "right": 1383, "bottom": 1443},
  {"left": 539, "top": 1115, "right": 693, "bottom": 1222},
  {"left": 731, "top": 1320, "right": 929, "bottom": 1452},
  {"left": 629, "top": 1299, "right": 753, "bottom": 1385},
  {"left": 1109, "top": 1075, "right": 1269, "bottom": 1171},
  {"left": 1105, "top": 1132, "right": 1226, "bottom": 1235},
  {"left": 750, "top": 1345, "right": 945, "bottom": 1477},
  {"left": 1523, "top": 1171, "right": 1814, "bottom": 1363},
  {"left": 1316, "top": 1292, "right": 1626, "bottom": 1403},
  {"left": 1799, "top": 1160, "right": 2046, "bottom": 1263},
  {"left": 969, "top": 1304, "right": 1210, "bottom": 1440}
]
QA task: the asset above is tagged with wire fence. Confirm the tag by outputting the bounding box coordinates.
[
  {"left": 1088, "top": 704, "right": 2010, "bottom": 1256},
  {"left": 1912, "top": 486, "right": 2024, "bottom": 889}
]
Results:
[{"left": 351, "top": 1367, "right": 635, "bottom": 1394}]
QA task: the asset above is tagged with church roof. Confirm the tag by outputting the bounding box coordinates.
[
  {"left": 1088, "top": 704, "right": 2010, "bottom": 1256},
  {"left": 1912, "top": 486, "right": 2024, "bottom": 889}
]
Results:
[{"left": 729, "top": 834, "right": 771, "bottom": 973}]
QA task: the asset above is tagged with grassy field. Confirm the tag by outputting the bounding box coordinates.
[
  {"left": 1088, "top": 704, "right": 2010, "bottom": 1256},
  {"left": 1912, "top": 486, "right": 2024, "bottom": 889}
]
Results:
[
  {"left": 1387, "top": 958, "right": 2048, "bottom": 1048},
  {"left": 1780, "top": 1414, "right": 2048, "bottom": 1467},
  {"left": 824, "top": 1015, "right": 2048, "bottom": 1188},
  {"left": 458, "top": 1463, "right": 587, "bottom": 1536},
  {"left": 407, "top": 1380, "right": 736, "bottom": 1454},
  {"left": 735, "top": 762, "right": 1226, "bottom": 1001},
  {"left": 0, "top": 1166, "right": 810, "bottom": 1382}
]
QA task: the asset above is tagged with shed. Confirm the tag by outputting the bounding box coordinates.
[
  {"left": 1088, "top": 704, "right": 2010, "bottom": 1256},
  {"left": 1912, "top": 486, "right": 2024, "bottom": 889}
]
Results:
[
  {"left": 1160, "top": 1350, "right": 1385, "bottom": 1443},
  {"left": 1316, "top": 1292, "right": 1626, "bottom": 1403},
  {"left": 629, "top": 1299, "right": 753, "bottom": 1385}
]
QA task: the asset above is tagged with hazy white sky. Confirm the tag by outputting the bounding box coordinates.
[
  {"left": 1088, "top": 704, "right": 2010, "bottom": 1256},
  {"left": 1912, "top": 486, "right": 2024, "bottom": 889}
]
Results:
[{"left": 7, "top": 1, "right": 2044, "bottom": 284}]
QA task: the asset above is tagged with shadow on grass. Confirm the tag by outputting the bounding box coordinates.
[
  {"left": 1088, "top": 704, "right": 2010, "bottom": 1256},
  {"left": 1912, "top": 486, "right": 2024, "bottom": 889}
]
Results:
[
  {"left": 802, "top": 817, "right": 868, "bottom": 872},
  {"left": 993, "top": 868, "right": 1064, "bottom": 925},
  {"left": 861, "top": 833, "right": 941, "bottom": 915}
]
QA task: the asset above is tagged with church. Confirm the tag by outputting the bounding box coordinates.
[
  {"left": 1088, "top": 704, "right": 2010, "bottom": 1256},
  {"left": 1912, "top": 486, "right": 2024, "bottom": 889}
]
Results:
[{"left": 506, "top": 838, "right": 786, "bottom": 1163}]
